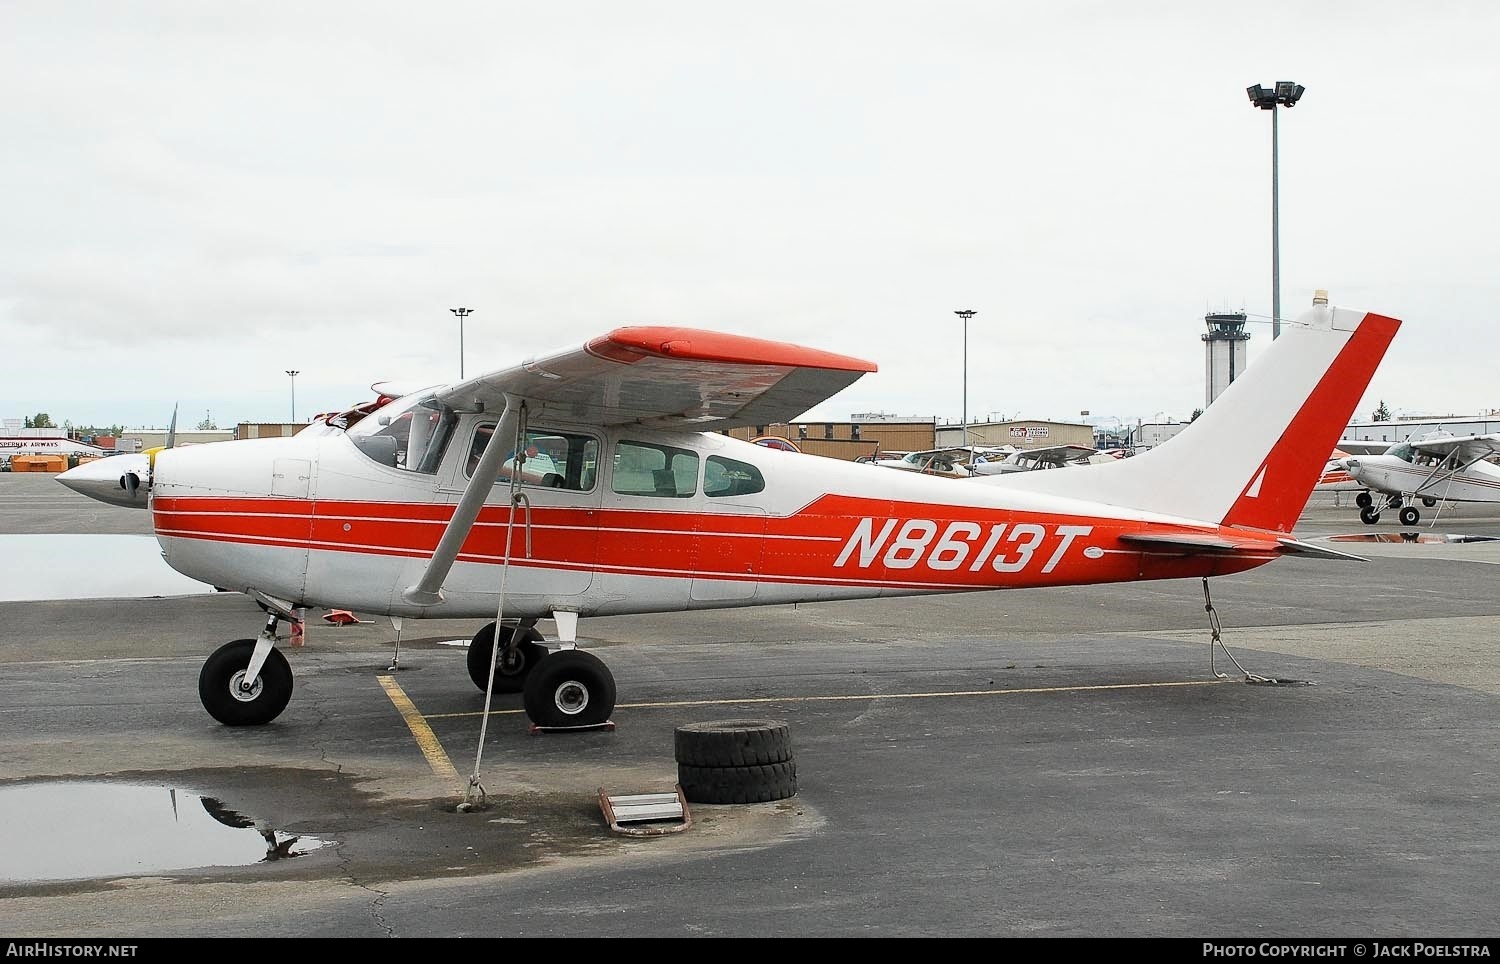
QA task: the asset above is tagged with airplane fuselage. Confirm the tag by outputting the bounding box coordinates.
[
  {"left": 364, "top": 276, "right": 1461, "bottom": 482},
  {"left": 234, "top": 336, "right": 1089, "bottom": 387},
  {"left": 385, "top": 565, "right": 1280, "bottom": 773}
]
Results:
[{"left": 149, "top": 416, "right": 1276, "bottom": 621}]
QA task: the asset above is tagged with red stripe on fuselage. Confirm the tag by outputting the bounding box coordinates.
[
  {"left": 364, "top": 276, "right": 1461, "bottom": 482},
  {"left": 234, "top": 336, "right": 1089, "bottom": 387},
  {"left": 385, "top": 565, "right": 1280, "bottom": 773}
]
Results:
[{"left": 153, "top": 495, "right": 1277, "bottom": 591}]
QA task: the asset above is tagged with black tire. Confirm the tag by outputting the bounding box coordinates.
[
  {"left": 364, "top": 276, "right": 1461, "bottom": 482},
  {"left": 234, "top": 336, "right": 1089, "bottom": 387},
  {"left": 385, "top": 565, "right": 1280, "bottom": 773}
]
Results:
[
  {"left": 678, "top": 761, "right": 798, "bottom": 804},
  {"left": 1360, "top": 506, "right": 1380, "bottom": 525},
  {"left": 1391, "top": 496, "right": 1404, "bottom": 509},
  {"left": 522, "top": 649, "right": 616, "bottom": 728},
  {"left": 1423, "top": 497, "right": 1438, "bottom": 508},
  {"left": 1355, "top": 491, "right": 1373, "bottom": 508},
  {"left": 467, "top": 622, "right": 548, "bottom": 694},
  {"left": 674, "top": 719, "right": 794, "bottom": 767},
  {"left": 199, "top": 638, "right": 293, "bottom": 726},
  {"left": 1399, "top": 506, "right": 1420, "bottom": 526}
]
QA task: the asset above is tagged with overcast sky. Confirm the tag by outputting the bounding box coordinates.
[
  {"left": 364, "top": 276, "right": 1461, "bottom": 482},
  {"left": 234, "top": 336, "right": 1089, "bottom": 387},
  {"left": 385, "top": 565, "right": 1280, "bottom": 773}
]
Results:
[{"left": 3, "top": 1, "right": 1496, "bottom": 432}]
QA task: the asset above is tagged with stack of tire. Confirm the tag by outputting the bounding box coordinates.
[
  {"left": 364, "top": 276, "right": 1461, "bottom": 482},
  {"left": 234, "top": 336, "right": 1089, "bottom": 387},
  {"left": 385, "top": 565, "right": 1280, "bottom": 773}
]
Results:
[{"left": 674, "top": 719, "right": 797, "bottom": 804}]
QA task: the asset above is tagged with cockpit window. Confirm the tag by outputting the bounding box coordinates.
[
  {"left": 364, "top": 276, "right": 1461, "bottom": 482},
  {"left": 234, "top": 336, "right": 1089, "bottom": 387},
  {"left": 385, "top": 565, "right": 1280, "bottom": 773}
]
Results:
[
  {"left": 348, "top": 392, "right": 456, "bottom": 473},
  {"left": 1386, "top": 443, "right": 1416, "bottom": 464}
]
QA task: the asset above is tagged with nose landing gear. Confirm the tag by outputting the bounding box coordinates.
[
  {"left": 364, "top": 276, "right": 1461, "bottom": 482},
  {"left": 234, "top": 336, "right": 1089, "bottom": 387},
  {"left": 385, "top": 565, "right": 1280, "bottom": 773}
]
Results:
[{"left": 200, "top": 612, "right": 294, "bottom": 726}]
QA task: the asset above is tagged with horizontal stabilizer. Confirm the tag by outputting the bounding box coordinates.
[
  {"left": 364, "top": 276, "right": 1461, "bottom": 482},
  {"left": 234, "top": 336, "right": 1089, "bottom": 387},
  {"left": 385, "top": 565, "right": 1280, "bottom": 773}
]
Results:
[
  {"left": 1118, "top": 531, "right": 1367, "bottom": 562},
  {"left": 1274, "top": 537, "right": 1368, "bottom": 562},
  {"left": 1118, "top": 532, "right": 1277, "bottom": 555}
]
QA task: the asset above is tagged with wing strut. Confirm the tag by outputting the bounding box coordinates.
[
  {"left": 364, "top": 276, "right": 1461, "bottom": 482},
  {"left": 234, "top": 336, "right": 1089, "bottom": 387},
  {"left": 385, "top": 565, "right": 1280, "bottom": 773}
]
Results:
[{"left": 402, "top": 396, "right": 523, "bottom": 606}]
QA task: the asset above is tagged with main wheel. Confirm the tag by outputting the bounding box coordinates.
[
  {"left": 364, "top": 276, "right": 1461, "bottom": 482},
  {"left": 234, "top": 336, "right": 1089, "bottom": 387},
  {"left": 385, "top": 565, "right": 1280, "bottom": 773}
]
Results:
[
  {"left": 1359, "top": 506, "right": 1381, "bottom": 525},
  {"left": 1355, "top": 491, "right": 1373, "bottom": 508},
  {"left": 467, "top": 622, "right": 548, "bottom": 694},
  {"left": 1422, "top": 497, "right": 1438, "bottom": 508},
  {"left": 522, "top": 650, "right": 616, "bottom": 728},
  {"left": 1399, "top": 506, "right": 1420, "bottom": 526},
  {"left": 199, "top": 638, "right": 293, "bottom": 726}
]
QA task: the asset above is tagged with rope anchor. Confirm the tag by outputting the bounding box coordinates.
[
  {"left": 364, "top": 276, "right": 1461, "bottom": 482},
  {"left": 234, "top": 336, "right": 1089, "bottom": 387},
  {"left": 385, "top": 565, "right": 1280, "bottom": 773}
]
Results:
[{"left": 1201, "top": 577, "right": 1310, "bottom": 687}]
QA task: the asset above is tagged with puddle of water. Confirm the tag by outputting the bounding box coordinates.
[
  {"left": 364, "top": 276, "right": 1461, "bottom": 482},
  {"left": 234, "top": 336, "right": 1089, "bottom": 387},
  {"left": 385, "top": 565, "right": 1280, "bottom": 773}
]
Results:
[
  {"left": 1327, "top": 532, "right": 1500, "bottom": 544},
  {"left": 0, "top": 534, "right": 215, "bottom": 602},
  {"left": 0, "top": 781, "right": 328, "bottom": 884}
]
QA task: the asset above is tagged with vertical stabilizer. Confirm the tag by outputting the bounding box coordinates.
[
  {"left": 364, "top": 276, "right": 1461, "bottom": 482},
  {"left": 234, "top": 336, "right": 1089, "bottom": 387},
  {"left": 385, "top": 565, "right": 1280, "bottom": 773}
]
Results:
[{"left": 977, "top": 301, "right": 1401, "bottom": 532}]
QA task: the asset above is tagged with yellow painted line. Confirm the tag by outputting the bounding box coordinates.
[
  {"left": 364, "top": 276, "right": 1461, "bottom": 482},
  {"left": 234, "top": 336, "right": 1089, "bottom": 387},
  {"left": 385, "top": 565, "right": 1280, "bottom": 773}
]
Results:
[
  {"left": 420, "top": 678, "right": 1230, "bottom": 720},
  {"left": 378, "top": 675, "right": 459, "bottom": 780}
]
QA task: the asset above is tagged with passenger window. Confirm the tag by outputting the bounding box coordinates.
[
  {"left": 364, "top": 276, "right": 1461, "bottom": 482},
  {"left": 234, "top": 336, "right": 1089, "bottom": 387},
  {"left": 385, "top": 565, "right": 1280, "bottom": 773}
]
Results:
[
  {"left": 466, "top": 424, "right": 599, "bottom": 491},
  {"left": 704, "top": 456, "right": 765, "bottom": 498},
  {"left": 613, "top": 441, "right": 698, "bottom": 498}
]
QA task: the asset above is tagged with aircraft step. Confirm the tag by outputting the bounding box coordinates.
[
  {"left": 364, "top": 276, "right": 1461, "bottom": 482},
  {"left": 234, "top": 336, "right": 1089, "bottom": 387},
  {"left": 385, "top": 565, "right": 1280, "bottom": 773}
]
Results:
[{"left": 598, "top": 786, "right": 692, "bottom": 836}]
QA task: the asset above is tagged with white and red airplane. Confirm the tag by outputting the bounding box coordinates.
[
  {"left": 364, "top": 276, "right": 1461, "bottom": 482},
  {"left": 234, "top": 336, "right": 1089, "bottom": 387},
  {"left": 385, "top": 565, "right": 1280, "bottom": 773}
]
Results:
[{"left": 58, "top": 299, "right": 1400, "bottom": 730}]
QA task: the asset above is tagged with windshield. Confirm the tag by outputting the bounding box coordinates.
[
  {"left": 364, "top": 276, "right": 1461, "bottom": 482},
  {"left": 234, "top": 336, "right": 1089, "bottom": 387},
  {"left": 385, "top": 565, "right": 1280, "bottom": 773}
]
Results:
[
  {"left": 348, "top": 390, "right": 456, "bottom": 473},
  {"left": 1385, "top": 442, "right": 1416, "bottom": 463}
]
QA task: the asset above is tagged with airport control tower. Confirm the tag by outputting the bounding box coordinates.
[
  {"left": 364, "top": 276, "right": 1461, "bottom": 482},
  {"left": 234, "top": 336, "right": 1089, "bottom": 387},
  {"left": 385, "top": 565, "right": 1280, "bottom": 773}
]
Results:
[{"left": 1202, "top": 310, "right": 1250, "bottom": 407}]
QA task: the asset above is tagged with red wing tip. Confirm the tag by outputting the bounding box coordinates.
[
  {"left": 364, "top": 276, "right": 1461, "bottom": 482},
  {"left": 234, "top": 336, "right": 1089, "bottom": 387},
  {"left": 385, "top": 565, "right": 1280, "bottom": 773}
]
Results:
[{"left": 589, "top": 327, "right": 878, "bottom": 372}]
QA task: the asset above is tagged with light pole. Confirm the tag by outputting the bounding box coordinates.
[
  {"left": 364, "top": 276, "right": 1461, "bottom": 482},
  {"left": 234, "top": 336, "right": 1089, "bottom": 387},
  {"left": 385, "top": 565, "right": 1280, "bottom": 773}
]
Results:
[
  {"left": 1247, "top": 81, "right": 1305, "bottom": 340},
  {"left": 954, "top": 309, "right": 976, "bottom": 447},
  {"left": 285, "top": 370, "right": 299, "bottom": 422},
  {"left": 450, "top": 308, "right": 473, "bottom": 379}
]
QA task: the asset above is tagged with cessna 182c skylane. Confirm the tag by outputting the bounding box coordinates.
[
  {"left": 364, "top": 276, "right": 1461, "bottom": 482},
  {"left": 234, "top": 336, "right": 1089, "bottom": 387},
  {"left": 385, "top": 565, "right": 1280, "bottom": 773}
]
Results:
[{"left": 58, "top": 297, "right": 1399, "bottom": 730}]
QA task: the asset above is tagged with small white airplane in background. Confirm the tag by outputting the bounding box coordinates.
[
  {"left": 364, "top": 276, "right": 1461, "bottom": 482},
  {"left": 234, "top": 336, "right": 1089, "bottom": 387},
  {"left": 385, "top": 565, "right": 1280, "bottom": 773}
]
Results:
[
  {"left": 972, "top": 443, "right": 1122, "bottom": 476},
  {"left": 55, "top": 299, "right": 1399, "bottom": 738},
  {"left": 869, "top": 445, "right": 1016, "bottom": 478},
  {"left": 1339, "top": 432, "right": 1500, "bottom": 525}
]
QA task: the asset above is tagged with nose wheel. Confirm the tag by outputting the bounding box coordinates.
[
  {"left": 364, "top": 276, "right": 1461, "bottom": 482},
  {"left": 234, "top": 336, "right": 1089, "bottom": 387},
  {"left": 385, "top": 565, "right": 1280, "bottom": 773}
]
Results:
[{"left": 200, "top": 638, "right": 293, "bottom": 726}]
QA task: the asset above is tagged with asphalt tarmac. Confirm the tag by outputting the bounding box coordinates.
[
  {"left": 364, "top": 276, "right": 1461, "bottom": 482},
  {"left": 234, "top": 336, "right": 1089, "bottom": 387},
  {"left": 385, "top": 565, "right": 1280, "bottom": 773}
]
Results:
[{"left": 2, "top": 473, "right": 1498, "bottom": 938}]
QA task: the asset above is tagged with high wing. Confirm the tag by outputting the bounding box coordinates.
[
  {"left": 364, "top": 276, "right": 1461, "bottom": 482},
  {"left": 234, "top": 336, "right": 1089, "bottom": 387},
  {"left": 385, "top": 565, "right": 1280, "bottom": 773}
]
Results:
[
  {"left": 1409, "top": 433, "right": 1500, "bottom": 466},
  {"left": 1012, "top": 443, "right": 1100, "bottom": 466},
  {"left": 406, "top": 327, "right": 876, "bottom": 605},
  {"left": 436, "top": 327, "right": 876, "bottom": 430},
  {"left": 1333, "top": 438, "right": 1394, "bottom": 456},
  {"left": 892, "top": 446, "right": 977, "bottom": 461},
  {"left": 972, "top": 443, "right": 1101, "bottom": 475}
]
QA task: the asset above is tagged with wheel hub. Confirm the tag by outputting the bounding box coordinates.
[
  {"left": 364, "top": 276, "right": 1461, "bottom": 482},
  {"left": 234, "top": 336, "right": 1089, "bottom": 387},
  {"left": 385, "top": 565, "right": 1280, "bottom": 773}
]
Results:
[
  {"left": 229, "top": 670, "right": 264, "bottom": 703},
  {"left": 553, "top": 680, "right": 589, "bottom": 716},
  {"left": 499, "top": 648, "right": 526, "bottom": 675}
]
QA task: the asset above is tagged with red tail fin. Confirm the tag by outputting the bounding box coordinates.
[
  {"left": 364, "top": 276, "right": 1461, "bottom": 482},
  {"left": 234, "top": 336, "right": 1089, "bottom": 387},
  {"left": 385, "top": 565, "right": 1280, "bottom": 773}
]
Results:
[{"left": 1221, "top": 312, "right": 1401, "bottom": 532}]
